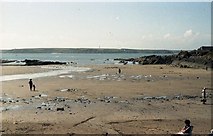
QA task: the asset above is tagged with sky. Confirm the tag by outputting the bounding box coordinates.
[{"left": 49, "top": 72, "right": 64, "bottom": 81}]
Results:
[{"left": 0, "top": 1, "right": 211, "bottom": 50}]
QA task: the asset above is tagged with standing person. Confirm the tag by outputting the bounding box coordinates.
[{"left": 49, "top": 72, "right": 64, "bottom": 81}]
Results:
[
  {"left": 33, "top": 84, "right": 36, "bottom": 91},
  {"left": 28, "top": 79, "right": 33, "bottom": 91},
  {"left": 118, "top": 68, "right": 121, "bottom": 74},
  {"left": 201, "top": 87, "right": 207, "bottom": 104}
]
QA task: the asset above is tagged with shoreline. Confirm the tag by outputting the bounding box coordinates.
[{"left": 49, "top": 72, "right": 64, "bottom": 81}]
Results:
[
  {"left": 1, "top": 64, "right": 212, "bottom": 134},
  {"left": 0, "top": 65, "right": 91, "bottom": 81}
]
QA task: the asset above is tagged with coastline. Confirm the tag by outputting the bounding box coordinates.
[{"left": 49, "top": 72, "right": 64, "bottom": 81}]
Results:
[{"left": 1, "top": 64, "right": 212, "bottom": 134}]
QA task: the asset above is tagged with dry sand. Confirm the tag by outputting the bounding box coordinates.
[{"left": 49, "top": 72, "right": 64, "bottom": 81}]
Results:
[{"left": 0, "top": 64, "right": 212, "bottom": 134}]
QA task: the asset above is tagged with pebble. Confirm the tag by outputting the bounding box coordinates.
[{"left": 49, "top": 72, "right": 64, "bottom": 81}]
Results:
[
  {"left": 41, "top": 102, "right": 46, "bottom": 106},
  {"left": 37, "top": 106, "right": 42, "bottom": 109},
  {"left": 13, "top": 122, "right": 18, "bottom": 125}
]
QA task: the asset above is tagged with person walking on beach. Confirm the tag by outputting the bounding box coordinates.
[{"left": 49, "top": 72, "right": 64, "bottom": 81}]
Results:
[
  {"left": 201, "top": 87, "right": 207, "bottom": 104},
  {"left": 28, "top": 79, "right": 33, "bottom": 91}
]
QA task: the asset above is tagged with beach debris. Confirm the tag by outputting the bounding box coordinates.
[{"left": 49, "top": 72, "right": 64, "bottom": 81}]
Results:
[
  {"left": 55, "top": 97, "right": 67, "bottom": 102},
  {"left": 59, "top": 75, "right": 74, "bottom": 79},
  {"left": 41, "top": 123, "right": 52, "bottom": 127},
  {"left": 135, "top": 95, "right": 169, "bottom": 101},
  {"left": 87, "top": 74, "right": 109, "bottom": 80},
  {"left": 172, "top": 95, "right": 183, "bottom": 100},
  {"left": 73, "top": 116, "right": 95, "bottom": 127},
  {"left": 58, "top": 88, "right": 78, "bottom": 92},
  {"left": 155, "top": 96, "right": 167, "bottom": 100},
  {"left": 135, "top": 94, "right": 201, "bottom": 102},
  {"left": 37, "top": 106, "right": 42, "bottom": 109},
  {"left": 86, "top": 74, "right": 126, "bottom": 81},
  {"left": 143, "top": 96, "right": 154, "bottom": 100},
  {"left": 13, "top": 121, "right": 18, "bottom": 125},
  {"left": 60, "top": 89, "right": 70, "bottom": 92},
  {"left": 74, "top": 97, "right": 91, "bottom": 104},
  {"left": 41, "top": 102, "right": 47, "bottom": 106},
  {"left": 0, "top": 97, "right": 20, "bottom": 104},
  {"left": 119, "top": 100, "right": 130, "bottom": 104},
  {"left": 19, "top": 85, "right": 24, "bottom": 87},
  {"left": 130, "top": 75, "right": 143, "bottom": 80},
  {"left": 65, "top": 104, "right": 71, "bottom": 108},
  {"left": 183, "top": 95, "right": 198, "bottom": 99},
  {"left": 98, "top": 96, "right": 118, "bottom": 103},
  {"left": 0, "top": 107, "right": 7, "bottom": 112},
  {"left": 0, "top": 129, "right": 5, "bottom": 133},
  {"left": 2, "top": 93, "right": 8, "bottom": 96},
  {"left": 0, "top": 105, "right": 20, "bottom": 112},
  {"left": 56, "top": 107, "right": 65, "bottom": 111},
  {"left": 32, "top": 94, "right": 47, "bottom": 99},
  {"left": 23, "top": 101, "right": 30, "bottom": 104},
  {"left": 40, "top": 94, "right": 48, "bottom": 97},
  {"left": 32, "top": 96, "right": 41, "bottom": 99}
]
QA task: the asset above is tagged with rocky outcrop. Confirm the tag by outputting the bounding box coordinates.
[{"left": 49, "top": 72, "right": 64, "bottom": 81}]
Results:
[
  {"left": 115, "top": 46, "right": 213, "bottom": 69},
  {"left": 172, "top": 49, "right": 212, "bottom": 69},
  {"left": 137, "top": 55, "right": 175, "bottom": 65},
  {"left": 0, "top": 59, "right": 16, "bottom": 64},
  {"left": 0, "top": 59, "right": 67, "bottom": 66},
  {"left": 23, "top": 59, "right": 66, "bottom": 66}
]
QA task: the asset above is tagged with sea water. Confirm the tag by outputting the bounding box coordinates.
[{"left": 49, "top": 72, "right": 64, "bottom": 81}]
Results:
[
  {"left": 1, "top": 52, "right": 174, "bottom": 65},
  {"left": 1, "top": 52, "right": 174, "bottom": 81}
]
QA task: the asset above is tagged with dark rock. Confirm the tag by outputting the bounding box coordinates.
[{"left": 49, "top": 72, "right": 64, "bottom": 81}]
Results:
[
  {"left": 37, "top": 106, "right": 42, "bottom": 109},
  {"left": 177, "top": 51, "right": 191, "bottom": 59},
  {"left": 24, "top": 59, "right": 66, "bottom": 66},
  {"left": 114, "top": 46, "right": 213, "bottom": 69},
  {"left": 0, "top": 59, "right": 17, "bottom": 64},
  {"left": 56, "top": 107, "right": 64, "bottom": 111},
  {"left": 0, "top": 130, "right": 5, "bottom": 132}
]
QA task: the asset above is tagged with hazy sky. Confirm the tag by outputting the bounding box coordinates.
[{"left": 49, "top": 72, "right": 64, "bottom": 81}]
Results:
[{"left": 0, "top": 1, "right": 211, "bottom": 50}]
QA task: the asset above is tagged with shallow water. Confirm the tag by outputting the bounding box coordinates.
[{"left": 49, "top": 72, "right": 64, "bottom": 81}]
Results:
[{"left": 1, "top": 66, "right": 91, "bottom": 82}]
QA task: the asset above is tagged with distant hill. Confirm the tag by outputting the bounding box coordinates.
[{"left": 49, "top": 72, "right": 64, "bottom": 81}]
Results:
[{"left": 1, "top": 48, "right": 179, "bottom": 54}]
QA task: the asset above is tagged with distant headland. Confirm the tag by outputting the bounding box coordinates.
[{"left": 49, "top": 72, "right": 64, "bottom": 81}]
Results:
[{"left": 1, "top": 48, "right": 179, "bottom": 54}]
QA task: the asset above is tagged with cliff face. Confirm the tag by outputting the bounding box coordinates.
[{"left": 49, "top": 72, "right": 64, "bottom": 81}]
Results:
[{"left": 117, "top": 46, "right": 213, "bottom": 69}]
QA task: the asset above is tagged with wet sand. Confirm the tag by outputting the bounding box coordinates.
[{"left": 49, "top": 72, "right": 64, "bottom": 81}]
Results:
[{"left": 0, "top": 64, "right": 212, "bottom": 134}]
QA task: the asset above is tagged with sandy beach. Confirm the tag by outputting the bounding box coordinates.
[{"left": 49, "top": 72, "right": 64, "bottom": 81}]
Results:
[{"left": 0, "top": 64, "right": 212, "bottom": 134}]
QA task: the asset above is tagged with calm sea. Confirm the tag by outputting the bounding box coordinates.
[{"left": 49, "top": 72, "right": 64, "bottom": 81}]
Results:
[{"left": 1, "top": 53, "right": 174, "bottom": 65}]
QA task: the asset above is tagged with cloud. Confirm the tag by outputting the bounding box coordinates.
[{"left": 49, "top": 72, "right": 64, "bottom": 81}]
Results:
[
  {"left": 163, "top": 33, "right": 171, "bottom": 39},
  {"left": 183, "top": 29, "right": 200, "bottom": 38},
  {"left": 115, "top": 16, "right": 120, "bottom": 20},
  {"left": 184, "top": 29, "right": 193, "bottom": 38}
]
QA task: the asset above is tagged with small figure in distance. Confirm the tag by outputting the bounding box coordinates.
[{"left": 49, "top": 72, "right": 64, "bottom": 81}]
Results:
[
  {"left": 118, "top": 68, "right": 121, "bottom": 74},
  {"left": 28, "top": 79, "right": 33, "bottom": 91},
  {"left": 33, "top": 84, "right": 36, "bottom": 91},
  {"left": 201, "top": 87, "right": 207, "bottom": 104},
  {"left": 177, "top": 119, "right": 193, "bottom": 135}
]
